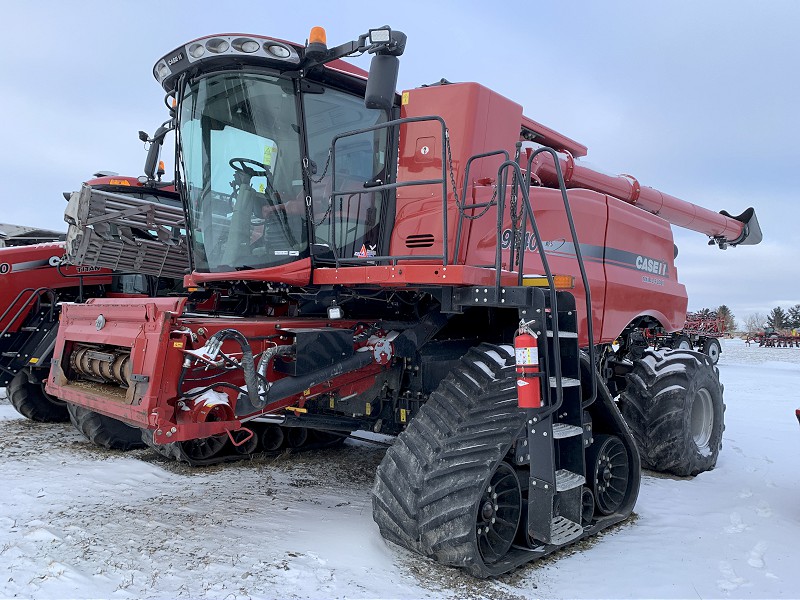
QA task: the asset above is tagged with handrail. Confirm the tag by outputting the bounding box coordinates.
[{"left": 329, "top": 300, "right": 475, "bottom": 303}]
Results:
[
  {"left": 328, "top": 115, "right": 449, "bottom": 268},
  {"left": 494, "top": 160, "right": 564, "bottom": 415},
  {"left": 452, "top": 149, "right": 510, "bottom": 265},
  {"left": 0, "top": 287, "right": 57, "bottom": 338},
  {"left": 525, "top": 146, "right": 597, "bottom": 409}
]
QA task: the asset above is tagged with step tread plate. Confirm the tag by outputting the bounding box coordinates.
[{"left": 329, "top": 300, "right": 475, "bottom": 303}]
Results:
[
  {"left": 552, "top": 423, "right": 584, "bottom": 439},
  {"left": 555, "top": 469, "right": 586, "bottom": 492},
  {"left": 550, "top": 516, "right": 584, "bottom": 545}
]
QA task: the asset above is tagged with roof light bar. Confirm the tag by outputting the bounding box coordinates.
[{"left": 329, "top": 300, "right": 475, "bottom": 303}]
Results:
[{"left": 153, "top": 34, "right": 301, "bottom": 91}]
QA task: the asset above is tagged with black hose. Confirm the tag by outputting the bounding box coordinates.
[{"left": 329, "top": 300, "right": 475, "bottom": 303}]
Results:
[{"left": 203, "top": 329, "right": 261, "bottom": 408}]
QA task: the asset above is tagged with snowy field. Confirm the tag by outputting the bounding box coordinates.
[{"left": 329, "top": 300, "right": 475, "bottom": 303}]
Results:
[{"left": 1, "top": 338, "right": 798, "bottom": 599}]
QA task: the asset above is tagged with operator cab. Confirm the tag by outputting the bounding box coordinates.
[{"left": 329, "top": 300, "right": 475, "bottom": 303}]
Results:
[{"left": 158, "top": 29, "right": 404, "bottom": 282}]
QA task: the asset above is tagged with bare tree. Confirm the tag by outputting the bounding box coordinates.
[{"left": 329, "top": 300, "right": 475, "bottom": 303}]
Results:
[{"left": 743, "top": 312, "right": 767, "bottom": 335}]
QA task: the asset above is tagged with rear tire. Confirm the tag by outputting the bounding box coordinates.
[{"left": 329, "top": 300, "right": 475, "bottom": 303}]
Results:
[
  {"left": 8, "top": 370, "right": 68, "bottom": 422},
  {"left": 620, "top": 349, "right": 724, "bottom": 476},
  {"left": 67, "top": 403, "right": 145, "bottom": 450}
]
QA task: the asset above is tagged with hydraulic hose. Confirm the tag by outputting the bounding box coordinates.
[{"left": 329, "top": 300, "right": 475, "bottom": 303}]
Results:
[{"left": 202, "top": 329, "right": 261, "bottom": 409}]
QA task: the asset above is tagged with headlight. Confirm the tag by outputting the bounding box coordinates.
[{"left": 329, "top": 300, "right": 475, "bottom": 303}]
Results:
[
  {"left": 205, "top": 38, "right": 230, "bottom": 54},
  {"left": 188, "top": 43, "right": 205, "bottom": 59},
  {"left": 233, "top": 38, "right": 260, "bottom": 53},
  {"left": 265, "top": 44, "right": 291, "bottom": 59}
]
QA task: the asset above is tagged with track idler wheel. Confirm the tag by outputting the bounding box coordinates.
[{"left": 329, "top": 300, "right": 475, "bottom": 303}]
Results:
[
  {"left": 586, "top": 435, "right": 630, "bottom": 515},
  {"left": 476, "top": 461, "right": 522, "bottom": 565}
]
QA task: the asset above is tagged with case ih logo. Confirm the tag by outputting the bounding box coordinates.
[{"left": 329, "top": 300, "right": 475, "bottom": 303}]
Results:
[
  {"left": 167, "top": 53, "right": 184, "bottom": 66},
  {"left": 635, "top": 255, "right": 668, "bottom": 277}
]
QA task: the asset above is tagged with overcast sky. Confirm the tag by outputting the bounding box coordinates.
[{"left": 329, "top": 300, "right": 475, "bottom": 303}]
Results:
[{"left": 2, "top": 0, "right": 797, "bottom": 325}]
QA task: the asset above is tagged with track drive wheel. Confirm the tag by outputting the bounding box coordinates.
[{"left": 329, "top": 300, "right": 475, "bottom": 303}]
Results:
[
  {"left": 372, "top": 344, "right": 528, "bottom": 577},
  {"left": 620, "top": 349, "right": 724, "bottom": 476},
  {"left": 8, "top": 370, "right": 69, "bottom": 422},
  {"left": 67, "top": 403, "right": 145, "bottom": 450},
  {"left": 702, "top": 338, "right": 721, "bottom": 364}
]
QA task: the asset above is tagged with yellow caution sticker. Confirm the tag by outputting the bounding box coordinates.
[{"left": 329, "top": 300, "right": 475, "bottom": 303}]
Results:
[
  {"left": 400, "top": 408, "right": 407, "bottom": 423},
  {"left": 365, "top": 402, "right": 372, "bottom": 416},
  {"left": 329, "top": 397, "right": 335, "bottom": 410},
  {"left": 172, "top": 341, "right": 184, "bottom": 348},
  {"left": 303, "top": 388, "right": 311, "bottom": 396},
  {"left": 109, "top": 179, "right": 131, "bottom": 186},
  {"left": 401, "top": 92, "right": 409, "bottom": 105},
  {"left": 28, "top": 357, "right": 39, "bottom": 364}
]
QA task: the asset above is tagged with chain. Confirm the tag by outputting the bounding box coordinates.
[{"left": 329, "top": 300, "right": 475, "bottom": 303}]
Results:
[
  {"left": 460, "top": 186, "right": 498, "bottom": 220},
  {"left": 312, "top": 198, "right": 333, "bottom": 227},
  {"left": 446, "top": 128, "right": 499, "bottom": 220},
  {"left": 306, "top": 151, "right": 332, "bottom": 184},
  {"left": 445, "top": 130, "right": 460, "bottom": 208},
  {"left": 509, "top": 163, "right": 523, "bottom": 269}
]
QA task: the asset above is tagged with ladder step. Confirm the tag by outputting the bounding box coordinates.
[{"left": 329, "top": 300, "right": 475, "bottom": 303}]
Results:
[
  {"left": 546, "top": 330, "right": 578, "bottom": 338},
  {"left": 20, "top": 326, "right": 39, "bottom": 332},
  {"left": 2, "top": 351, "right": 18, "bottom": 358},
  {"left": 550, "top": 516, "right": 584, "bottom": 545},
  {"left": 549, "top": 377, "right": 581, "bottom": 388},
  {"left": 555, "top": 469, "right": 586, "bottom": 492},
  {"left": 552, "top": 423, "right": 583, "bottom": 439}
]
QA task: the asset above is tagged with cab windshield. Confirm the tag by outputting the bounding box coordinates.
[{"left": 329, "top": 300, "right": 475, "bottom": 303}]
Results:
[{"left": 179, "top": 72, "right": 306, "bottom": 272}]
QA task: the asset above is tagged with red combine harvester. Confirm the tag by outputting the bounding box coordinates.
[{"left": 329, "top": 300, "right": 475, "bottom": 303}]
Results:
[{"left": 45, "top": 27, "right": 761, "bottom": 576}]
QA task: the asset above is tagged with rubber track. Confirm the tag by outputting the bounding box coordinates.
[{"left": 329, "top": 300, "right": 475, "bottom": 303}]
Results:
[
  {"left": 67, "top": 403, "right": 146, "bottom": 451},
  {"left": 8, "top": 370, "right": 68, "bottom": 423},
  {"left": 372, "top": 344, "right": 528, "bottom": 577},
  {"left": 620, "top": 349, "right": 724, "bottom": 476}
]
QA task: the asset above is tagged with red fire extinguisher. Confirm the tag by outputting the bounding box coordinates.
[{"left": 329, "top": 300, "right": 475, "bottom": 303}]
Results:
[{"left": 515, "top": 326, "right": 541, "bottom": 408}]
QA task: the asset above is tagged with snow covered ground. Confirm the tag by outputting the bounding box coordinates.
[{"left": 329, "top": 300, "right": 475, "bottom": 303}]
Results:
[{"left": 1, "top": 338, "right": 798, "bottom": 599}]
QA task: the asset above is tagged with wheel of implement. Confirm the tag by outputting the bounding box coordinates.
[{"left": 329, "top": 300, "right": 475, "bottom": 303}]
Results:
[
  {"left": 261, "top": 424, "right": 286, "bottom": 452},
  {"left": 586, "top": 435, "right": 630, "bottom": 515},
  {"left": 702, "top": 338, "right": 721, "bottom": 365},
  {"left": 620, "top": 349, "right": 724, "bottom": 477},
  {"left": 67, "top": 403, "right": 145, "bottom": 450},
  {"left": 232, "top": 428, "right": 260, "bottom": 455},
  {"left": 372, "top": 343, "right": 528, "bottom": 577},
  {"left": 672, "top": 335, "right": 692, "bottom": 350},
  {"left": 475, "top": 461, "right": 522, "bottom": 565},
  {"left": 8, "top": 370, "right": 69, "bottom": 422}
]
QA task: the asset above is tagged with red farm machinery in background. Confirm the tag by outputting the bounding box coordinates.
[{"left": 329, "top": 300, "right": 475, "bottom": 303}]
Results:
[
  {"left": 648, "top": 310, "right": 726, "bottom": 363},
  {"left": 42, "top": 26, "right": 761, "bottom": 576},
  {"left": 1, "top": 174, "right": 184, "bottom": 449}
]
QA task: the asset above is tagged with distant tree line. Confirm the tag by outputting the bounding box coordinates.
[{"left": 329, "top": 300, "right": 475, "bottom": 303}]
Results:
[
  {"left": 741, "top": 304, "right": 800, "bottom": 334},
  {"left": 765, "top": 305, "right": 800, "bottom": 330}
]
